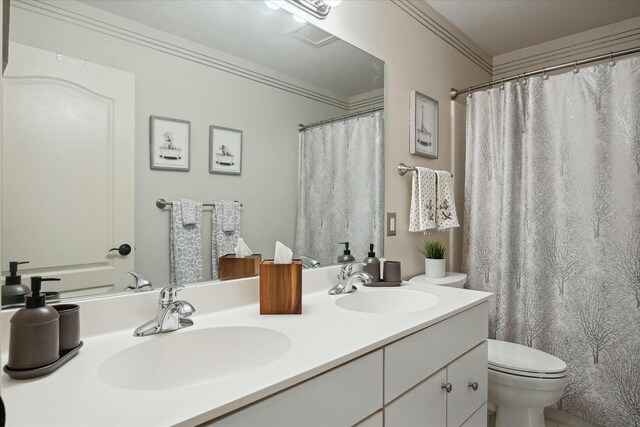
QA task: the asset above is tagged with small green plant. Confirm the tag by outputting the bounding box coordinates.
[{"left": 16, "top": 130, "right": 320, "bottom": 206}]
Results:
[{"left": 419, "top": 240, "right": 446, "bottom": 259}]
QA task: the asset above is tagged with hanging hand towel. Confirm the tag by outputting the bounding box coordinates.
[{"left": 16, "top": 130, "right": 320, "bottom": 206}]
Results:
[
  {"left": 170, "top": 200, "right": 203, "bottom": 285},
  {"left": 409, "top": 167, "right": 437, "bottom": 232},
  {"left": 435, "top": 171, "right": 459, "bottom": 230},
  {"left": 221, "top": 200, "right": 238, "bottom": 232},
  {"left": 180, "top": 199, "right": 199, "bottom": 226},
  {"left": 212, "top": 201, "right": 242, "bottom": 280}
]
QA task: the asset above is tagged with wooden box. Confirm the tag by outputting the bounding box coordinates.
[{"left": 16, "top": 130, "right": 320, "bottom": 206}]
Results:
[
  {"left": 219, "top": 254, "right": 261, "bottom": 280},
  {"left": 259, "top": 260, "right": 302, "bottom": 315}
]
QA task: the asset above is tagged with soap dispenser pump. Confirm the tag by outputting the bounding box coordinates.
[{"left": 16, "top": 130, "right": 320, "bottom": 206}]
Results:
[
  {"left": 337, "top": 242, "right": 356, "bottom": 263},
  {"left": 363, "top": 244, "right": 381, "bottom": 282},
  {"left": 2, "top": 261, "right": 31, "bottom": 306},
  {"left": 8, "top": 276, "right": 61, "bottom": 370}
]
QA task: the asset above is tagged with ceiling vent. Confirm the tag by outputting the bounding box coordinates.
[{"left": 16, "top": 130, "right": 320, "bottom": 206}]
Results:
[{"left": 287, "top": 24, "right": 337, "bottom": 48}]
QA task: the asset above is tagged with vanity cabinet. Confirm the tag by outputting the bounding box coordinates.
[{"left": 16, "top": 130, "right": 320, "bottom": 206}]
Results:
[
  {"left": 209, "top": 302, "right": 488, "bottom": 427},
  {"left": 385, "top": 342, "right": 488, "bottom": 427}
]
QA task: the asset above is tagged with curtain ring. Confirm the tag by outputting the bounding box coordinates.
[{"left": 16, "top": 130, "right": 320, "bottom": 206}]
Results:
[
  {"left": 522, "top": 73, "right": 527, "bottom": 86},
  {"left": 609, "top": 52, "right": 616, "bottom": 67},
  {"left": 543, "top": 68, "right": 548, "bottom": 80},
  {"left": 573, "top": 61, "right": 579, "bottom": 74},
  {"left": 500, "top": 78, "right": 505, "bottom": 91},
  {"left": 467, "top": 87, "right": 472, "bottom": 99}
]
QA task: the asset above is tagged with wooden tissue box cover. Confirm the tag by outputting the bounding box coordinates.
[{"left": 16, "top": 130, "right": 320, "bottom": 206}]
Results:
[
  {"left": 260, "top": 260, "right": 302, "bottom": 315},
  {"left": 219, "top": 254, "right": 262, "bottom": 280}
]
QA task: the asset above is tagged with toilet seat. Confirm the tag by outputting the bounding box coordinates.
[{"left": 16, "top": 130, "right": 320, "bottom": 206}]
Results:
[{"left": 488, "top": 339, "right": 567, "bottom": 379}]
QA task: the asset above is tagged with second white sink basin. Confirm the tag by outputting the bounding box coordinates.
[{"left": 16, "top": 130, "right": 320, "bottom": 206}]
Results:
[
  {"left": 335, "top": 290, "right": 439, "bottom": 314},
  {"left": 98, "top": 326, "right": 291, "bottom": 390}
]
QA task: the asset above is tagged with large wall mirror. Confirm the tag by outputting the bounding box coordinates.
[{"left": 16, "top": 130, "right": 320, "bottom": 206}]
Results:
[{"left": 1, "top": 0, "right": 384, "bottom": 305}]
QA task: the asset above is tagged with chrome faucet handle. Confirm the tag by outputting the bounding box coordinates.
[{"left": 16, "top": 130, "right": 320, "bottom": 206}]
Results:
[
  {"left": 159, "top": 285, "right": 185, "bottom": 306},
  {"left": 126, "top": 271, "right": 152, "bottom": 291},
  {"left": 338, "top": 262, "right": 365, "bottom": 281}
]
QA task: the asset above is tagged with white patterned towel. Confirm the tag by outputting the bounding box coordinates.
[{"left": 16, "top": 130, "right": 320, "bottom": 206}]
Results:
[
  {"left": 221, "top": 200, "right": 237, "bottom": 232},
  {"left": 212, "top": 201, "right": 242, "bottom": 280},
  {"left": 180, "top": 199, "right": 198, "bottom": 226},
  {"left": 435, "top": 171, "right": 459, "bottom": 230},
  {"left": 409, "top": 167, "right": 437, "bottom": 232},
  {"left": 170, "top": 200, "right": 203, "bottom": 285}
]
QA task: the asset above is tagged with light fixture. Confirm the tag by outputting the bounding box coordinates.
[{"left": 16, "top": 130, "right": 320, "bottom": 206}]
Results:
[
  {"left": 285, "top": 0, "right": 332, "bottom": 19},
  {"left": 324, "top": 0, "right": 342, "bottom": 7},
  {"left": 292, "top": 13, "right": 307, "bottom": 23},
  {"left": 264, "top": 0, "right": 280, "bottom": 10}
]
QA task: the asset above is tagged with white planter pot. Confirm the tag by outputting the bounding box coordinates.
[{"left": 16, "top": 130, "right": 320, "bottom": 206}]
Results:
[{"left": 425, "top": 258, "right": 446, "bottom": 278}]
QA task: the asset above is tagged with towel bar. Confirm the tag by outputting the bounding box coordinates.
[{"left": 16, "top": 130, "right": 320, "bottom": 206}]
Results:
[
  {"left": 156, "top": 198, "right": 243, "bottom": 209},
  {"left": 397, "top": 163, "right": 453, "bottom": 177}
]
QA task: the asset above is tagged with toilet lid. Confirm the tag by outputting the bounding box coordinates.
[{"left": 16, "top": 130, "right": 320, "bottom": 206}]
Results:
[{"left": 488, "top": 339, "right": 567, "bottom": 375}]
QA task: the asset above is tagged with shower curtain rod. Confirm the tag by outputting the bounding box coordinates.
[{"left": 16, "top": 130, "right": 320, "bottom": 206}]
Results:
[
  {"left": 450, "top": 46, "right": 640, "bottom": 100},
  {"left": 297, "top": 106, "right": 384, "bottom": 132}
]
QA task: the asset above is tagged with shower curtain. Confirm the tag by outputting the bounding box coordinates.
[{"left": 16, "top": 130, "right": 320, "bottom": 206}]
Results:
[
  {"left": 464, "top": 57, "right": 640, "bottom": 426},
  {"left": 295, "top": 111, "right": 384, "bottom": 266}
]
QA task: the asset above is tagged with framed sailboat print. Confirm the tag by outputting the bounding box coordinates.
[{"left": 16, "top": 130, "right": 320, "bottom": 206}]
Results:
[
  {"left": 150, "top": 116, "right": 191, "bottom": 171},
  {"left": 410, "top": 91, "right": 438, "bottom": 158},
  {"left": 209, "top": 125, "right": 242, "bottom": 176}
]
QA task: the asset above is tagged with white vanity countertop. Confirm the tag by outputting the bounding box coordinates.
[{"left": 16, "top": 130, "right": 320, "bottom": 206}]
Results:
[{"left": 1, "top": 266, "right": 491, "bottom": 426}]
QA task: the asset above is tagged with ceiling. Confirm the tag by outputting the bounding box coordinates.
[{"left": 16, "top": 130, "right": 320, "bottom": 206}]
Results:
[
  {"left": 426, "top": 0, "right": 640, "bottom": 57},
  {"left": 80, "top": 0, "right": 384, "bottom": 98}
]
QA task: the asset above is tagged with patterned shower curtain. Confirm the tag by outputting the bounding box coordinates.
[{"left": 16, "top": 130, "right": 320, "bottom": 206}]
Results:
[
  {"left": 295, "top": 111, "right": 384, "bottom": 266},
  {"left": 464, "top": 57, "right": 640, "bottom": 426}
]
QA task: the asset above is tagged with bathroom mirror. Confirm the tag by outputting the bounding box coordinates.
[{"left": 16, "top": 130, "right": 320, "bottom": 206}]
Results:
[{"left": 1, "top": 0, "right": 384, "bottom": 305}]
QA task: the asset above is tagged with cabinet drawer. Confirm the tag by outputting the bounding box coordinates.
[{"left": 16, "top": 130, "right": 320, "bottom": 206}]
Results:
[
  {"left": 385, "top": 368, "right": 447, "bottom": 427},
  {"left": 212, "top": 350, "right": 383, "bottom": 426},
  {"left": 447, "top": 342, "right": 488, "bottom": 427},
  {"left": 460, "top": 403, "right": 487, "bottom": 427},
  {"left": 384, "top": 303, "right": 488, "bottom": 403}
]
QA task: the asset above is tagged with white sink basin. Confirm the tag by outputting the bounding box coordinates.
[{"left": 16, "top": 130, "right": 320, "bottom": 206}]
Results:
[
  {"left": 98, "top": 326, "right": 291, "bottom": 390},
  {"left": 335, "top": 290, "right": 439, "bottom": 314}
]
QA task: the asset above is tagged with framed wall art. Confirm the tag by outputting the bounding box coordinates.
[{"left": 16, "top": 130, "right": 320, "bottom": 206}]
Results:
[
  {"left": 410, "top": 90, "right": 439, "bottom": 158},
  {"left": 209, "top": 125, "right": 242, "bottom": 176},
  {"left": 149, "top": 115, "right": 190, "bottom": 171}
]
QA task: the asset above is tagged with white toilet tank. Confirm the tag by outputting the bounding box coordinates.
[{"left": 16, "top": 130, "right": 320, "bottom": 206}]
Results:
[{"left": 408, "top": 272, "right": 467, "bottom": 288}]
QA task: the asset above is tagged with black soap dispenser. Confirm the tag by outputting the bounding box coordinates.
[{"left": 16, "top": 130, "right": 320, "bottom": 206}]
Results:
[
  {"left": 2, "top": 261, "right": 31, "bottom": 306},
  {"left": 8, "top": 276, "right": 61, "bottom": 370},
  {"left": 337, "top": 242, "right": 356, "bottom": 263},
  {"left": 363, "top": 244, "right": 381, "bottom": 282}
]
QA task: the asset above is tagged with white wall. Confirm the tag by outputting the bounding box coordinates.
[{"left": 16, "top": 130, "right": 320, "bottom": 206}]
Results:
[
  {"left": 8, "top": 2, "right": 349, "bottom": 285},
  {"left": 493, "top": 16, "right": 640, "bottom": 78}
]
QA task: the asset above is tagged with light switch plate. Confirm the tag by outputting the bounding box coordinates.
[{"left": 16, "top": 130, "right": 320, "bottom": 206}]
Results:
[{"left": 387, "top": 213, "right": 396, "bottom": 236}]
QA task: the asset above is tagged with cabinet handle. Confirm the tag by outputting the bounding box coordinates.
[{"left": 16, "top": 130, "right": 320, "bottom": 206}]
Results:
[
  {"left": 441, "top": 382, "right": 452, "bottom": 393},
  {"left": 468, "top": 381, "right": 479, "bottom": 391}
]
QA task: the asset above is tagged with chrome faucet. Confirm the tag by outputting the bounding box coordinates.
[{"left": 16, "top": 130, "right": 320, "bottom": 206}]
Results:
[
  {"left": 301, "top": 256, "right": 321, "bottom": 269},
  {"left": 126, "top": 271, "right": 153, "bottom": 292},
  {"left": 133, "top": 285, "right": 195, "bottom": 337},
  {"left": 328, "top": 263, "right": 373, "bottom": 295}
]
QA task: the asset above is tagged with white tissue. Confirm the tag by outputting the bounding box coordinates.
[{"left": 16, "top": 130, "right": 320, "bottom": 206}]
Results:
[
  {"left": 235, "top": 238, "right": 253, "bottom": 258},
  {"left": 274, "top": 241, "right": 293, "bottom": 264}
]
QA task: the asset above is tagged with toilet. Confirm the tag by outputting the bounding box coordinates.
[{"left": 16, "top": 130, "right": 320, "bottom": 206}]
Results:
[{"left": 409, "top": 273, "right": 568, "bottom": 427}]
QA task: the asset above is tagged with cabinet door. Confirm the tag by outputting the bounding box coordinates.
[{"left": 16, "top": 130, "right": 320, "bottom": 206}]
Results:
[
  {"left": 385, "top": 368, "right": 447, "bottom": 427},
  {"left": 446, "top": 342, "right": 487, "bottom": 427},
  {"left": 356, "top": 411, "right": 383, "bottom": 427},
  {"left": 460, "top": 403, "right": 487, "bottom": 427}
]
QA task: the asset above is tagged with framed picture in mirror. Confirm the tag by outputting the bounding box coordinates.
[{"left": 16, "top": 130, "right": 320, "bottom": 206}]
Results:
[
  {"left": 150, "top": 116, "right": 191, "bottom": 171},
  {"left": 210, "top": 126, "right": 242, "bottom": 176},
  {"left": 409, "top": 90, "right": 438, "bottom": 158}
]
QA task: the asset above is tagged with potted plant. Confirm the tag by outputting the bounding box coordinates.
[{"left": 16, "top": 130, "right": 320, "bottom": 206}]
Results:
[{"left": 419, "top": 240, "right": 446, "bottom": 278}]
